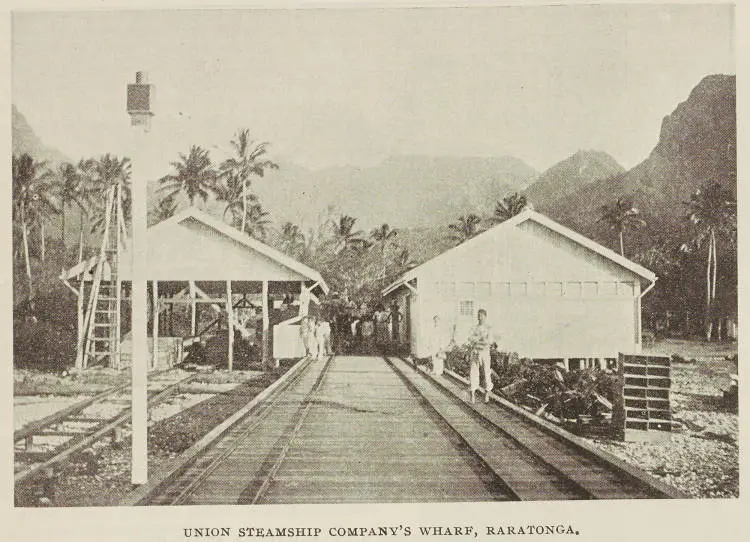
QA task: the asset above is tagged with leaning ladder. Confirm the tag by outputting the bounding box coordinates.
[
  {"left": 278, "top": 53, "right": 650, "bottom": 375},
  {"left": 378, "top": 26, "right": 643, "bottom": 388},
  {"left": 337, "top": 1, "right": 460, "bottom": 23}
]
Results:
[{"left": 80, "top": 183, "right": 125, "bottom": 369}]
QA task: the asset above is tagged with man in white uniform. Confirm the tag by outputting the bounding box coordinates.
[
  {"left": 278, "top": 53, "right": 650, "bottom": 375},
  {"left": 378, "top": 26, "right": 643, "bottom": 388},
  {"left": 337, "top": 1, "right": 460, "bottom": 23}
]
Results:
[
  {"left": 317, "top": 318, "right": 331, "bottom": 357},
  {"left": 467, "top": 309, "right": 494, "bottom": 403}
]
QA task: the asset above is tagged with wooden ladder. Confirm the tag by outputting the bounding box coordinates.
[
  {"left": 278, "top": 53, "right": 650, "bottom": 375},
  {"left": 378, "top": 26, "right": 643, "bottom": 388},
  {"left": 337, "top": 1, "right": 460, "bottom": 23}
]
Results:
[{"left": 80, "top": 183, "right": 126, "bottom": 369}]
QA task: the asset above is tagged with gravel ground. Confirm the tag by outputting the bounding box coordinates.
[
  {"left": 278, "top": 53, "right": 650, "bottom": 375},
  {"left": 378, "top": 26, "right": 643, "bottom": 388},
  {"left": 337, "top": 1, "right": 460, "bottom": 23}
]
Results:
[
  {"left": 584, "top": 339, "right": 738, "bottom": 499},
  {"left": 14, "top": 395, "right": 88, "bottom": 431},
  {"left": 15, "top": 367, "right": 128, "bottom": 396},
  {"left": 15, "top": 360, "right": 296, "bottom": 507}
]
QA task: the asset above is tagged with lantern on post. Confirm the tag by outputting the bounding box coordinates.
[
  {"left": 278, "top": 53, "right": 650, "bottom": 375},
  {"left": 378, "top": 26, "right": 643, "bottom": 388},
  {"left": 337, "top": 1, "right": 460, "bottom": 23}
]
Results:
[{"left": 127, "top": 71, "right": 154, "bottom": 130}]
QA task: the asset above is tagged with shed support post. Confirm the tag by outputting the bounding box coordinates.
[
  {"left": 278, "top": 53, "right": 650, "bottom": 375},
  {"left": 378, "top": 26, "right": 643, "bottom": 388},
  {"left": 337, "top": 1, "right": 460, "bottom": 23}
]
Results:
[
  {"left": 152, "top": 281, "right": 159, "bottom": 370},
  {"left": 262, "top": 280, "right": 270, "bottom": 369},
  {"left": 227, "top": 281, "right": 234, "bottom": 371},
  {"left": 299, "top": 281, "right": 309, "bottom": 317},
  {"left": 189, "top": 280, "right": 197, "bottom": 336}
]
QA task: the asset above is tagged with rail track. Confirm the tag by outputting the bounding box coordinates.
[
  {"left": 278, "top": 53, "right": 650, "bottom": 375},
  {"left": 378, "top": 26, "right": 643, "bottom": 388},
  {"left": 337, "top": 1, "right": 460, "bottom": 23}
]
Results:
[
  {"left": 385, "top": 356, "right": 686, "bottom": 500},
  {"left": 14, "top": 369, "right": 200, "bottom": 487},
  {"left": 124, "top": 355, "right": 686, "bottom": 505}
]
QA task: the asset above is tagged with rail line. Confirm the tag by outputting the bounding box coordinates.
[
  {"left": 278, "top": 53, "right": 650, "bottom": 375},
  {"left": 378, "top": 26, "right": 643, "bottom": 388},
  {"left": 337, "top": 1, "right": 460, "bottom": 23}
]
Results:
[
  {"left": 126, "top": 355, "right": 685, "bottom": 505},
  {"left": 385, "top": 356, "right": 686, "bottom": 500},
  {"left": 14, "top": 370, "right": 200, "bottom": 487}
]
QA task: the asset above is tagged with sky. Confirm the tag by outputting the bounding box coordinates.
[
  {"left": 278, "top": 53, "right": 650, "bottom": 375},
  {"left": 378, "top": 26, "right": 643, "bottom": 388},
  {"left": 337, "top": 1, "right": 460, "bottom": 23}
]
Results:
[{"left": 12, "top": 5, "right": 735, "bottom": 178}]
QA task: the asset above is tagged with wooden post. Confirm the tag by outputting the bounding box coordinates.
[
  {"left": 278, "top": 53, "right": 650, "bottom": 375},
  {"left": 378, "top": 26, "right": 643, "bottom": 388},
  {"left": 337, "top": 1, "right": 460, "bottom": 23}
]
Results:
[
  {"left": 152, "top": 281, "right": 159, "bottom": 370},
  {"left": 262, "top": 280, "right": 270, "bottom": 368},
  {"left": 227, "top": 280, "right": 234, "bottom": 371},
  {"left": 189, "top": 280, "right": 197, "bottom": 336},
  {"left": 129, "top": 70, "right": 151, "bottom": 486},
  {"left": 114, "top": 182, "right": 123, "bottom": 371},
  {"left": 75, "top": 282, "right": 85, "bottom": 370}
]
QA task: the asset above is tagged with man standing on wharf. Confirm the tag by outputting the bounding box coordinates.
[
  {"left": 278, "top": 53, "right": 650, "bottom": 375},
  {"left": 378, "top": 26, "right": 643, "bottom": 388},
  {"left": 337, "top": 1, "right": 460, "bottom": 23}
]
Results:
[{"left": 467, "top": 309, "right": 494, "bottom": 404}]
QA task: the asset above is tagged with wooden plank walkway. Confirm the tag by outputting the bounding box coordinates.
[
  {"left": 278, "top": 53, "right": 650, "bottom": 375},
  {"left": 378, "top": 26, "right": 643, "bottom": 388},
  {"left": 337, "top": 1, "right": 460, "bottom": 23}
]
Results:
[
  {"left": 140, "top": 355, "right": 681, "bottom": 505},
  {"left": 160, "top": 356, "right": 512, "bottom": 504}
]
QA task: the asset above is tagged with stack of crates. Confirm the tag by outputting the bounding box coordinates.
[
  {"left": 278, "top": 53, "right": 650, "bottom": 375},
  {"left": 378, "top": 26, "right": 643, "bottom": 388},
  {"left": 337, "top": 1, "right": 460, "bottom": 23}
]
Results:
[{"left": 613, "top": 353, "right": 672, "bottom": 443}]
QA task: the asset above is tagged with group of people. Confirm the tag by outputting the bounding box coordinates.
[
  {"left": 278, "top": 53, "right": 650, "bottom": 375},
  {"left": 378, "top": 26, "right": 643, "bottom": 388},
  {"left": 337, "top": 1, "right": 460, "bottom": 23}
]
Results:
[
  {"left": 336, "top": 303, "right": 403, "bottom": 355},
  {"left": 300, "top": 315, "right": 332, "bottom": 360},
  {"left": 429, "top": 308, "right": 495, "bottom": 404}
]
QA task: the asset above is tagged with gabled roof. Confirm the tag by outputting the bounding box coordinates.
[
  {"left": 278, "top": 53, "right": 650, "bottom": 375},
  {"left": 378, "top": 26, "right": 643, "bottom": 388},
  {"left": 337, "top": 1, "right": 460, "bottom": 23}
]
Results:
[
  {"left": 382, "top": 209, "right": 656, "bottom": 296},
  {"left": 60, "top": 206, "right": 329, "bottom": 293}
]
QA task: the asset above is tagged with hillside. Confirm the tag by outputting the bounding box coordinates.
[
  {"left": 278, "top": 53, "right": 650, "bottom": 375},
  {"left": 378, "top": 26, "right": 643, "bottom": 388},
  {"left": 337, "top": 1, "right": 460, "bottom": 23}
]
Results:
[
  {"left": 12, "top": 105, "right": 70, "bottom": 166},
  {"left": 523, "top": 150, "right": 624, "bottom": 209},
  {"left": 253, "top": 155, "right": 538, "bottom": 230},
  {"left": 540, "top": 74, "right": 736, "bottom": 252}
]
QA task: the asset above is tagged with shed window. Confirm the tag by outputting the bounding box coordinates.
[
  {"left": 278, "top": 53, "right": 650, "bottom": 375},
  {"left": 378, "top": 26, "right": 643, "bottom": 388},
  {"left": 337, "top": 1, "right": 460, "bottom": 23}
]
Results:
[
  {"left": 493, "top": 282, "right": 510, "bottom": 296},
  {"left": 510, "top": 282, "right": 527, "bottom": 296},
  {"left": 457, "top": 282, "right": 475, "bottom": 297},
  {"left": 599, "top": 282, "right": 617, "bottom": 296},
  {"left": 618, "top": 282, "right": 635, "bottom": 296},
  {"left": 582, "top": 282, "right": 598, "bottom": 297},
  {"left": 565, "top": 282, "right": 582, "bottom": 297},
  {"left": 459, "top": 300, "right": 474, "bottom": 317},
  {"left": 546, "top": 282, "right": 563, "bottom": 296},
  {"left": 528, "top": 282, "right": 545, "bottom": 296},
  {"left": 476, "top": 282, "right": 491, "bottom": 298}
]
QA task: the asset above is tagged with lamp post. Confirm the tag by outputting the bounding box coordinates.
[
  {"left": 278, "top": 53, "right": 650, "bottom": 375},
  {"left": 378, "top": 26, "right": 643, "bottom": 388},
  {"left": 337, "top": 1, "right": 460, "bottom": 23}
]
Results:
[{"left": 127, "top": 71, "right": 153, "bottom": 485}]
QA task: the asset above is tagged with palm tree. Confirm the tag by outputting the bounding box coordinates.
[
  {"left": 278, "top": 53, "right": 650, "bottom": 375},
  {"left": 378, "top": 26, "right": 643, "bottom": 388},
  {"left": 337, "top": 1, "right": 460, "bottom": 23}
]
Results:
[
  {"left": 370, "top": 223, "right": 398, "bottom": 255},
  {"left": 243, "top": 203, "right": 271, "bottom": 240},
  {"left": 152, "top": 194, "right": 178, "bottom": 224},
  {"left": 12, "top": 153, "right": 58, "bottom": 295},
  {"left": 493, "top": 193, "right": 528, "bottom": 223},
  {"left": 599, "top": 198, "right": 646, "bottom": 256},
  {"left": 214, "top": 170, "right": 252, "bottom": 224},
  {"left": 280, "top": 222, "right": 305, "bottom": 257},
  {"left": 88, "top": 155, "right": 132, "bottom": 234},
  {"left": 448, "top": 214, "right": 482, "bottom": 244},
  {"left": 53, "top": 162, "right": 88, "bottom": 248},
  {"left": 683, "top": 182, "right": 736, "bottom": 340},
  {"left": 219, "top": 130, "right": 279, "bottom": 233},
  {"left": 333, "top": 215, "right": 364, "bottom": 253},
  {"left": 159, "top": 145, "right": 218, "bottom": 208},
  {"left": 395, "top": 248, "right": 416, "bottom": 271}
]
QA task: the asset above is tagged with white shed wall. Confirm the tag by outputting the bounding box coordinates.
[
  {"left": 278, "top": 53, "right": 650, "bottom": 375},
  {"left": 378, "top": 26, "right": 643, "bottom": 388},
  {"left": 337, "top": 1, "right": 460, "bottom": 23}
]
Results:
[{"left": 409, "top": 220, "right": 646, "bottom": 359}]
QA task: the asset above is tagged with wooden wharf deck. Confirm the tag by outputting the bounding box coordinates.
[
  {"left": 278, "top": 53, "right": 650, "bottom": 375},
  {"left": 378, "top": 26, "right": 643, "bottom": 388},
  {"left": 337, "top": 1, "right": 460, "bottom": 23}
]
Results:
[{"left": 136, "top": 355, "right": 685, "bottom": 505}]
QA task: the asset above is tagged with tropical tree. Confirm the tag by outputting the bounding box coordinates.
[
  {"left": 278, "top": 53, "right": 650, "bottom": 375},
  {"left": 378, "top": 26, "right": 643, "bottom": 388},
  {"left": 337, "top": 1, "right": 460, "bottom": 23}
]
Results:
[
  {"left": 159, "top": 145, "right": 218, "bottom": 208},
  {"left": 215, "top": 169, "right": 253, "bottom": 223},
  {"left": 448, "top": 214, "right": 482, "bottom": 244},
  {"left": 88, "top": 155, "right": 132, "bottom": 234},
  {"left": 395, "top": 248, "right": 416, "bottom": 271},
  {"left": 243, "top": 203, "right": 271, "bottom": 240},
  {"left": 12, "top": 153, "right": 58, "bottom": 295},
  {"left": 332, "top": 215, "right": 364, "bottom": 253},
  {"left": 682, "top": 182, "right": 737, "bottom": 340},
  {"left": 153, "top": 194, "right": 179, "bottom": 224},
  {"left": 219, "top": 130, "right": 279, "bottom": 234},
  {"left": 599, "top": 198, "right": 646, "bottom": 256},
  {"left": 493, "top": 193, "right": 528, "bottom": 223},
  {"left": 53, "top": 162, "right": 89, "bottom": 247},
  {"left": 370, "top": 223, "right": 398, "bottom": 255},
  {"left": 279, "top": 221, "right": 306, "bottom": 257}
]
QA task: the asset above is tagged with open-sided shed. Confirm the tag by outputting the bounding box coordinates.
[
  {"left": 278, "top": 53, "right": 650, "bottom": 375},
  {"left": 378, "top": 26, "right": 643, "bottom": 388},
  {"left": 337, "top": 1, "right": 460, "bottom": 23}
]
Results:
[
  {"left": 382, "top": 210, "right": 656, "bottom": 364},
  {"left": 61, "top": 206, "right": 328, "bottom": 370}
]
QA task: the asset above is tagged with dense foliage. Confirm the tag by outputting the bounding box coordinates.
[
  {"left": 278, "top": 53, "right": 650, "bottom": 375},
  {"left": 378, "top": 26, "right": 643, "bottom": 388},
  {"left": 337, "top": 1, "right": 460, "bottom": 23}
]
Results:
[{"left": 444, "top": 345, "right": 617, "bottom": 423}]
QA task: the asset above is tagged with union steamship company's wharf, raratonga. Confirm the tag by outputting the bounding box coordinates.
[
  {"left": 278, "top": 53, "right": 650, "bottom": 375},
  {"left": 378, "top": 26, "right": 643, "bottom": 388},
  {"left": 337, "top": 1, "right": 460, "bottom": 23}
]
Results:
[
  {"left": 13, "top": 6, "right": 736, "bottom": 515},
  {"left": 181, "top": 524, "right": 581, "bottom": 538}
]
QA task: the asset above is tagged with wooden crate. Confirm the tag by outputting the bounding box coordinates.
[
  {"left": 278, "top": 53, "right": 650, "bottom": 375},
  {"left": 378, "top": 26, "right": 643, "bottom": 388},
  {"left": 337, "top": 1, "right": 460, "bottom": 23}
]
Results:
[{"left": 613, "top": 353, "right": 672, "bottom": 443}]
